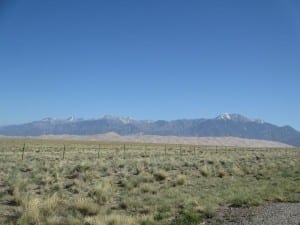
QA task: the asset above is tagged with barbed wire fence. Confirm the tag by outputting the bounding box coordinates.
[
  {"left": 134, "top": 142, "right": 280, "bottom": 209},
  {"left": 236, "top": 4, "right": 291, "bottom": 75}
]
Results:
[{"left": 0, "top": 141, "right": 297, "bottom": 161}]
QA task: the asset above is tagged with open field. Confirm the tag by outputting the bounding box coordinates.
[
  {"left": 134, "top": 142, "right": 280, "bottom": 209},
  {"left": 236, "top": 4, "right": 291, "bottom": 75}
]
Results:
[{"left": 0, "top": 138, "right": 299, "bottom": 225}]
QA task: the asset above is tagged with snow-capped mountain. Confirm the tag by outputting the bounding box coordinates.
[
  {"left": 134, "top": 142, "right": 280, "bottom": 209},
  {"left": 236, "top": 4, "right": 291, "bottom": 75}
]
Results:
[
  {"left": 216, "top": 113, "right": 250, "bottom": 121},
  {"left": 41, "top": 116, "right": 81, "bottom": 123},
  {"left": 66, "top": 116, "right": 76, "bottom": 122},
  {"left": 216, "top": 113, "right": 264, "bottom": 123},
  {"left": 0, "top": 114, "right": 299, "bottom": 146},
  {"left": 101, "top": 115, "right": 134, "bottom": 124}
]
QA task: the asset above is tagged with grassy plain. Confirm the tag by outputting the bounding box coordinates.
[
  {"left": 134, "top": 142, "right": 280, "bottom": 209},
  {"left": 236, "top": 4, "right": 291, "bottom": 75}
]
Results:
[{"left": 0, "top": 138, "right": 299, "bottom": 225}]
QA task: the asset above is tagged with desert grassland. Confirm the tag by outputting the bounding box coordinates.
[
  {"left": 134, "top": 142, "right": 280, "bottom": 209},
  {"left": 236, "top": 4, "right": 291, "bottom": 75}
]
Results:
[{"left": 0, "top": 139, "right": 299, "bottom": 225}]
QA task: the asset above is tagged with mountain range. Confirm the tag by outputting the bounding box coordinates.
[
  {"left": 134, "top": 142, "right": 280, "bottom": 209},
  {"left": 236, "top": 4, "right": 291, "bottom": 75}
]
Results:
[{"left": 0, "top": 113, "right": 300, "bottom": 147}]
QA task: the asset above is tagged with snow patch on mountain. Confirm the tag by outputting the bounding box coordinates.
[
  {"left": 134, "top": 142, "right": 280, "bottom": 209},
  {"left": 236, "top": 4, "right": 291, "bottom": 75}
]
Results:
[
  {"left": 216, "top": 113, "right": 264, "bottom": 123},
  {"left": 217, "top": 113, "right": 232, "bottom": 120},
  {"left": 101, "top": 115, "right": 134, "bottom": 124}
]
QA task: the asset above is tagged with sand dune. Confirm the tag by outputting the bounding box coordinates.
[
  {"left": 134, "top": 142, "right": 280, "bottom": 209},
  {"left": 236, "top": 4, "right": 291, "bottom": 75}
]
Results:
[{"left": 22, "top": 132, "right": 294, "bottom": 148}]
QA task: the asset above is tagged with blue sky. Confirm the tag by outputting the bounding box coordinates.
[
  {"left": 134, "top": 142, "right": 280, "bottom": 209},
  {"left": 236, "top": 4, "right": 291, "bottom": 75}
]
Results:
[{"left": 0, "top": 0, "right": 300, "bottom": 130}]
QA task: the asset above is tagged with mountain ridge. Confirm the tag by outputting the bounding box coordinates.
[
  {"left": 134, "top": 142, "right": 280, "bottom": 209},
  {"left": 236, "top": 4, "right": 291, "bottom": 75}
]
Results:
[{"left": 0, "top": 113, "right": 299, "bottom": 146}]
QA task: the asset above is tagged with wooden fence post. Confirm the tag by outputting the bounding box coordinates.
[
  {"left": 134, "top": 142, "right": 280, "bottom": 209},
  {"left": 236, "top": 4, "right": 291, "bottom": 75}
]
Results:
[
  {"left": 98, "top": 144, "right": 100, "bottom": 159},
  {"left": 21, "top": 143, "right": 25, "bottom": 160},
  {"left": 164, "top": 144, "right": 167, "bottom": 157},
  {"left": 123, "top": 144, "right": 126, "bottom": 159},
  {"left": 63, "top": 144, "right": 66, "bottom": 160}
]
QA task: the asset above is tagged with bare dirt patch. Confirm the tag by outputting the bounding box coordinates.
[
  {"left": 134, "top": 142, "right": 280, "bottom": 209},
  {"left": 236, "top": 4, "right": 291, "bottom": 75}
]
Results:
[{"left": 206, "top": 202, "right": 300, "bottom": 225}]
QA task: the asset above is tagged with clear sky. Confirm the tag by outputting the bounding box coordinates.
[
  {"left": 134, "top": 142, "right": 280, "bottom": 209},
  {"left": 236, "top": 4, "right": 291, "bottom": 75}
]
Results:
[{"left": 0, "top": 0, "right": 300, "bottom": 130}]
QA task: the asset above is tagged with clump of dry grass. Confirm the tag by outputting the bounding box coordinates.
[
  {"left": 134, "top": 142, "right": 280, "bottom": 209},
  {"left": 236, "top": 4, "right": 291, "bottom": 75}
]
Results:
[
  {"left": 195, "top": 204, "right": 205, "bottom": 213},
  {"left": 230, "top": 165, "right": 244, "bottom": 176},
  {"left": 153, "top": 170, "right": 168, "bottom": 181},
  {"left": 218, "top": 170, "right": 228, "bottom": 178},
  {"left": 199, "top": 166, "right": 210, "bottom": 177},
  {"left": 90, "top": 179, "right": 114, "bottom": 205},
  {"left": 175, "top": 175, "right": 186, "bottom": 185},
  {"left": 140, "top": 183, "right": 155, "bottom": 193},
  {"left": 13, "top": 177, "right": 28, "bottom": 205},
  {"left": 119, "top": 200, "right": 128, "bottom": 210},
  {"left": 46, "top": 216, "right": 66, "bottom": 225},
  {"left": 71, "top": 196, "right": 98, "bottom": 215},
  {"left": 84, "top": 214, "right": 151, "bottom": 225},
  {"left": 18, "top": 198, "right": 41, "bottom": 225}
]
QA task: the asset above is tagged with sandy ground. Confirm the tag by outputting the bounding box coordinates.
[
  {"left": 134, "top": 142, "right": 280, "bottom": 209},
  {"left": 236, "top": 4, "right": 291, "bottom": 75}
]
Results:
[{"left": 18, "top": 132, "right": 295, "bottom": 148}]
